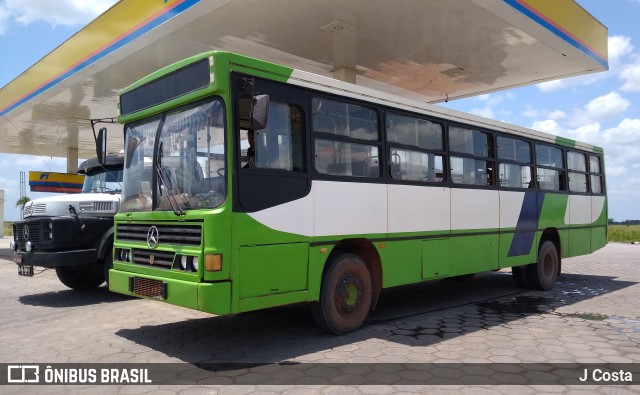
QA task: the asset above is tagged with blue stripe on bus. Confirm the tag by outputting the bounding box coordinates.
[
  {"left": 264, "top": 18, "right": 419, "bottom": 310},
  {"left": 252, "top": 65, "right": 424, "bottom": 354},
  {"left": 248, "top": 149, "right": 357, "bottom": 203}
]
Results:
[{"left": 508, "top": 191, "right": 545, "bottom": 257}]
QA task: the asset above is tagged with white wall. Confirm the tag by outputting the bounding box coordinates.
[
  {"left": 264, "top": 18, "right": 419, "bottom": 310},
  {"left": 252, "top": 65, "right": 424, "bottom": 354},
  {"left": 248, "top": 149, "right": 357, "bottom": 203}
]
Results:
[{"left": 0, "top": 190, "right": 4, "bottom": 238}]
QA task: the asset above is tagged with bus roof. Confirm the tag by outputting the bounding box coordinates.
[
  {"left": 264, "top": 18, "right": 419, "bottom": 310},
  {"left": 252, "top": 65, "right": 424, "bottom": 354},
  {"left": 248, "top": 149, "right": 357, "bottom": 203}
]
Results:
[{"left": 121, "top": 51, "right": 603, "bottom": 154}]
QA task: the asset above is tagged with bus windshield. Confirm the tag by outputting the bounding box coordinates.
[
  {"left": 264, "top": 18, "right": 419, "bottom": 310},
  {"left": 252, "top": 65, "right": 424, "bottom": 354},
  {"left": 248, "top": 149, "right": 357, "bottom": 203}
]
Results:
[{"left": 120, "top": 98, "right": 226, "bottom": 212}]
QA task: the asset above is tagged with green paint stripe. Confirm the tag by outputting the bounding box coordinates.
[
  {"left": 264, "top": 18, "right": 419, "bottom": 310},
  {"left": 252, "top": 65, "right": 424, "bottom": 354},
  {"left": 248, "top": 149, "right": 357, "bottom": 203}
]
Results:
[{"left": 555, "top": 136, "right": 576, "bottom": 148}]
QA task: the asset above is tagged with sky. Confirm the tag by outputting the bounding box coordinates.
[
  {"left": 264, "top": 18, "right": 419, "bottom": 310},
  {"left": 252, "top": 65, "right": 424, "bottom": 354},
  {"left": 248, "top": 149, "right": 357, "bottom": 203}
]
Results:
[{"left": 1, "top": 0, "right": 640, "bottom": 222}]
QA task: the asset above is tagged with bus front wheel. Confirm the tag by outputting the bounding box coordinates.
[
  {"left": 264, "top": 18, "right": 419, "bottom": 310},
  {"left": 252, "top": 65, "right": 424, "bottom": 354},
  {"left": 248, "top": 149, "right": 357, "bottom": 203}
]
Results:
[
  {"left": 312, "top": 253, "right": 373, "bottom": 335},
  {"left": 526, "top": 241, "right": 559, "bottom": 291}
]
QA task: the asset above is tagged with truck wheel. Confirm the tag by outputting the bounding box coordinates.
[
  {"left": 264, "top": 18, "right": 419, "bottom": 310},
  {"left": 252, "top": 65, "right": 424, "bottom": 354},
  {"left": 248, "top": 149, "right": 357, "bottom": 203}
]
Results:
[
  {"left": 103, "top": 248, "right": 113, "bottom": 286},
  {"left": 525, "top": 240, "right": 559, "bottom": 291},
  {"left": 56, "top": 264, "right": 105, "bottom": 291},
  {"left": 311, "top": 253, "right": 373, "bottom": 335}
]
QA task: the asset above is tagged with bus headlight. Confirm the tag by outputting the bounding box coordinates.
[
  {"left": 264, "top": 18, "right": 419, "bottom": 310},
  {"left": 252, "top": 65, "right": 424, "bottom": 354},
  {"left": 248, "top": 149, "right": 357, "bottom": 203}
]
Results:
[
  {"left": 191, "top": 257, "right": 199, "bottom": 272},
  {"left": 25, "top": 241, "right": 33, "bottom": 252},
  {"left": 180, "top": 255, "right": 188, "bottom": 270}
]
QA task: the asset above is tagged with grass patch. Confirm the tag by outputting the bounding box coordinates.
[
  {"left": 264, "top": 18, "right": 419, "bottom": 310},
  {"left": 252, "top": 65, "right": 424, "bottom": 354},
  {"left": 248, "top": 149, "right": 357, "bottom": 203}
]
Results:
[
  {"left": 2, "top": 222, "right": 12, "bottom": 237},
  {"left": 608, "top": 225, "right": 640, "bottom": 243},
  {"left": 570, "top": 312, "right": 608, "bottom": 321}
]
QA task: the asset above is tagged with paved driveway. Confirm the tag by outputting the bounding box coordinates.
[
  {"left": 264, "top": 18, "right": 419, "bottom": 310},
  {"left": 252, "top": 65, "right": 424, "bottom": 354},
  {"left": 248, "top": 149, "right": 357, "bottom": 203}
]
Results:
[{"left": 0, "top": 239, "right": 638, "bottom": 393}]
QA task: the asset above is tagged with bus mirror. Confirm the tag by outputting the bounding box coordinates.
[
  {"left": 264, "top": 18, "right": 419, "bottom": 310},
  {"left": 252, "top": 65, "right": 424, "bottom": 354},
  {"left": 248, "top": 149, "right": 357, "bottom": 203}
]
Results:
[
  {"left": 96, "top": 127, "right": 107, "bottom": 165},
  {"left": 250, "top": 95, "right": 269, "bottom": 130}
]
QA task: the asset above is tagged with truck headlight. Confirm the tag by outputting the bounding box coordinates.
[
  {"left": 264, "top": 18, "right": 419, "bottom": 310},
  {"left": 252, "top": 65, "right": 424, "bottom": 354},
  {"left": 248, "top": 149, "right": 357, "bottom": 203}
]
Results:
[
  {"left": 9, "top": 241, "right": 16, "bottom": 252},
  {"left": 180, "top": 255, "right": 188, "bottom": 270}
]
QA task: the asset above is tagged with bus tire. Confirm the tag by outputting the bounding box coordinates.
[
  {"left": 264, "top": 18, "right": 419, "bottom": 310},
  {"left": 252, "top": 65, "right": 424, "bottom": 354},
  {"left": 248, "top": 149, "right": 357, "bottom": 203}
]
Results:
[
  {"left": 103, "top": 247, "right": 113, "bottom": 287},
  {"left": 511, "top": 266, "right": 529, "bottom": 288},
  {"left": 56, "top": 264, "right": 105, "bottom": 291},
  {"left": 311, "top": 253, "right": 373, "bottom": 335},
  {"left": 526, "top": 240, "right": 559, "bottom": 291}
]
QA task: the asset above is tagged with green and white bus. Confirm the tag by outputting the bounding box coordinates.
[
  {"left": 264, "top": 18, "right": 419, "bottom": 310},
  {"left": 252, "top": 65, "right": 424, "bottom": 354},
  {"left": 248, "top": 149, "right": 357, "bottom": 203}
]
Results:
[{"left": 108, "top": 51, "right": 607, "bottom": 334}]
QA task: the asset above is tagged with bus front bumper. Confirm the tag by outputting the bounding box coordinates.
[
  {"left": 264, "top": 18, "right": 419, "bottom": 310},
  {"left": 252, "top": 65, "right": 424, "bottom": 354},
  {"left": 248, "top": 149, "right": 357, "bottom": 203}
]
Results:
[{"left": 109, "top": 269, "right": 231, "bottom": 315}]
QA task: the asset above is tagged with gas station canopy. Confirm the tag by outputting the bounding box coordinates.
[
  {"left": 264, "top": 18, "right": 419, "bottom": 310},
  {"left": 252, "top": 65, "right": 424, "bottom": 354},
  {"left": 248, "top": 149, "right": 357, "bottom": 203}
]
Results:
[{"left": 0, "top": 0, "right": 607, "bottom": 169}]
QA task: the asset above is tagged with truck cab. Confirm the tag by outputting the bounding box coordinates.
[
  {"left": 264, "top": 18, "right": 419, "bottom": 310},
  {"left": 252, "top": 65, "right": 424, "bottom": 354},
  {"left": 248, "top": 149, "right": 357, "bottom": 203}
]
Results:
[{"left": 11, "top": 153, "right": 124, "bottom": 290}]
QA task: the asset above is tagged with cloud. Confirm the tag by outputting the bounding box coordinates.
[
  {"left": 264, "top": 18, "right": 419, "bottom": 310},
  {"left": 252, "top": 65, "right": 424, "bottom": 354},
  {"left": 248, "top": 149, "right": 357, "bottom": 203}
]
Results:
[
  {"left": 0, "top": 0, "right": 116, "bottom": 33},
  {"left": 522, "top": 106, "right": 539, "bottom": 118},
  {"left": 584, "top": 91, "right": 631, "bottom": 117},
  {"left": 470, "top": 106, "right": 495, "bottom": 119},
  {"left": 0, "top": 6, "right": 8, "bottom": 34},
  {"left": 468, "top": 92, "right": 517, "bottom": 120},
  {"left": 608, "top": 35, "right": 634, "bottom": 65},
  {"left": 530, "top": 119, "right": 562, "bottom": 135},
  {"left": 620, "top": 59, "right": 640, "bottom": 91},
  {"left": 522, "top": 107, "right": 565, "bottom": 120},
  {"left": 571, "top": 91, "right": 631, "bottom": 126}
]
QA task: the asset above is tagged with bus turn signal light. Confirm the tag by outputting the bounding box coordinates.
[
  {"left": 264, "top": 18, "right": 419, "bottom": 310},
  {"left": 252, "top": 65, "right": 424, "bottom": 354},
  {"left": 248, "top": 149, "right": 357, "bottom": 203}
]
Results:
[{"left": 205, "top": 254, "right": 222, "bottom": 271}]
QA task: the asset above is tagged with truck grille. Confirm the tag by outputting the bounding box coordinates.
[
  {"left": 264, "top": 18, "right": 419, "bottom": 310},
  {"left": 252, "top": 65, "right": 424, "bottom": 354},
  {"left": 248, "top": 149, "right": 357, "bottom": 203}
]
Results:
[
  {"left": 23, "top": 203, "right": 47, "bottom": 217},
  {"left": 94, "top": 201, "right": 114, "bottom": 211},
  {"left": 15, "top": 222, "right": 42, "bottom": 242},
  {"left": 80, "top": 201, "right": 115, "bottom": 212},
  {"left": 116, "top": 224, "right": 202, "bottom": 246}
]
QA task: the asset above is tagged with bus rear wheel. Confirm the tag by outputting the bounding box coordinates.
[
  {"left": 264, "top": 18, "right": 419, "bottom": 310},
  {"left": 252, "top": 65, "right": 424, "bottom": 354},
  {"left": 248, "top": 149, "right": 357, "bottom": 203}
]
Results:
[
  {"left": 56, "top": 264, "right": 105, "bottom": 291},
  {"left": 312, "top": 253, "right": 373, "bottom": 335},
  {"left": 526, "top": 240, "right": 559, "bottom": 291}
]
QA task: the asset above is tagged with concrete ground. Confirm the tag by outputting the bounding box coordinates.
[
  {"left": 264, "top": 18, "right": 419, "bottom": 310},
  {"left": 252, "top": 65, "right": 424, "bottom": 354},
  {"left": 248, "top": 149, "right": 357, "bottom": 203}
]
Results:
[{"left": 0, "top": 236, "right": 638, "bottom": 393}]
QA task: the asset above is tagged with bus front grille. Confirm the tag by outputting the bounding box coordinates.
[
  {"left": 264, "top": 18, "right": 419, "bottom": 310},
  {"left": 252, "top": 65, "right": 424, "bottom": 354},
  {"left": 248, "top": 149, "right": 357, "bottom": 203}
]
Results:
[
  {"left": 132, "top": 249, "right": 174, "bottom": 269},
  {"left": 129, "top": 277, "right": 167, "bottom": 299},
  {"left": 116, "top": 223, "right": 202, "bottom": 246}
]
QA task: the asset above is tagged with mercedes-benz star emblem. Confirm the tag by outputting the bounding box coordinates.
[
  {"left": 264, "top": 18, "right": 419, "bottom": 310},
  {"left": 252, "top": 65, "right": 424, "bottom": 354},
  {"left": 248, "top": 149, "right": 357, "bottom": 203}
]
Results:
[
  {"left": 147, "top": 226, "right": 159, "bottom": 249},
  {"left": 23, "top": 225, "right": 29, "bottom": 240}
]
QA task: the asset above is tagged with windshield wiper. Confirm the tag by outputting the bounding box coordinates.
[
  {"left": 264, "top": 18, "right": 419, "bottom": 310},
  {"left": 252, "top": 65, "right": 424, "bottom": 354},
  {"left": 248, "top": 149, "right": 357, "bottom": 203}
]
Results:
[{"left": 156, "top": 165, "right": 185, "bottom": 216}]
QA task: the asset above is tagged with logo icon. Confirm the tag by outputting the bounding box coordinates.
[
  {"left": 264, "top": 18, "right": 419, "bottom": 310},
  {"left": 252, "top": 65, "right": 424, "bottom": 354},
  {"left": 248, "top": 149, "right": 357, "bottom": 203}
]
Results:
[
  {"left": 147, "top": 226, "right": 159, "bottom": 249},
  {"left": 149, "top": 255, "right": 155, "bottom": 265},
  {"left": 23, "top": 225, "right": 30, "bottom": 240},
  {"left": 8, "top": 365, "right": 40, "bottom": 383}
]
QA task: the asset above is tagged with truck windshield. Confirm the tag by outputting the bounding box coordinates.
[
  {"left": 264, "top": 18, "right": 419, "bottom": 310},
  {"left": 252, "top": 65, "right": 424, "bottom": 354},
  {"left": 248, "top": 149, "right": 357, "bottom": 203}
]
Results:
[
  {"left": 120, "top": 98, "right": 226, "bottom": 212},
  {"left": 81, "top": 166, "right": 123, "bottom": 194}
]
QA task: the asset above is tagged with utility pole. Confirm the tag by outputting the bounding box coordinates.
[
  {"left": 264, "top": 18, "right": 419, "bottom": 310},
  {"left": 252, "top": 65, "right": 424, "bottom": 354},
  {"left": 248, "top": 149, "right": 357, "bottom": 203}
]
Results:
[{"left": 19, "top": 172, "right": 26, "bottom": 219}]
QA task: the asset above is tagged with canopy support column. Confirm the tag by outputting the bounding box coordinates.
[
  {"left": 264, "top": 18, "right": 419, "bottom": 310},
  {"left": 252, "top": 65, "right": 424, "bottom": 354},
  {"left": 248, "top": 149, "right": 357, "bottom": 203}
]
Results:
[
  {"left": 322, "top": 20, "right": 358, "bottom": 84},
  {"left": 66, "top": 122, "right": 79, "bottom": 174}
]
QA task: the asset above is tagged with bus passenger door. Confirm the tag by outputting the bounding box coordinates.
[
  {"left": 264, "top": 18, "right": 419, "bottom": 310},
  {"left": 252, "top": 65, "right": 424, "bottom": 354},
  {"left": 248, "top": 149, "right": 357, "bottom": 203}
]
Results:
[{"left": 231, "top": 73, "right": 312, "bottom": 311}]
